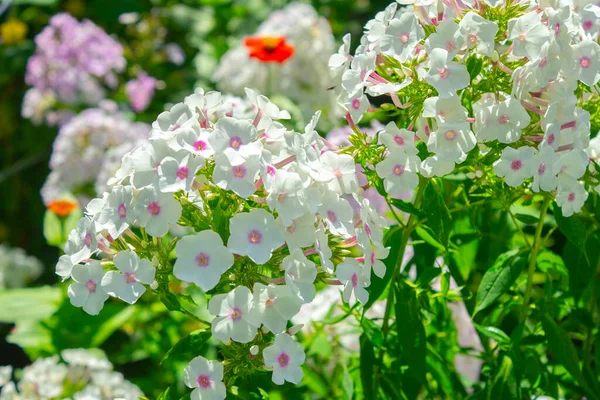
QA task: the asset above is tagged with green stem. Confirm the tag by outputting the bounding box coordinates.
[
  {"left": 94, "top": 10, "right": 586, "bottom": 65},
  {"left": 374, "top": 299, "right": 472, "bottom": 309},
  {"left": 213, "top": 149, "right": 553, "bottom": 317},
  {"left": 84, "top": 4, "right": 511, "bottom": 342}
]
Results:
[{"left": 522, "top": 198, "right": 551, "bottom": 317}]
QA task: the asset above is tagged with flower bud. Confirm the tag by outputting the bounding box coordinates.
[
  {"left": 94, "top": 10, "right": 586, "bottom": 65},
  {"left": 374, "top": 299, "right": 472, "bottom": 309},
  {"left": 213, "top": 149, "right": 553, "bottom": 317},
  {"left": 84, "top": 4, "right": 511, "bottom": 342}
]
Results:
[
  {"left": 250, "top": 345, "right": 259, "bottom": 356},
  {"left": 491, "top": 50, "right": 499, "bottom": 62},
  {"left": 150, "top": 280, "right": 158, "bottom": 290},
  {"left": 287, "top": 324, "right": 304, "bottom": 336}
]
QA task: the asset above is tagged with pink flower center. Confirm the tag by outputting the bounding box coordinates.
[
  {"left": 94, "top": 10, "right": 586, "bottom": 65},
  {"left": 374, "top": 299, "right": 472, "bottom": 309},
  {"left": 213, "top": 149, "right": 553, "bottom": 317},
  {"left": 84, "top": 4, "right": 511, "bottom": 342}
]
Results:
[
  {"left": 118, "top": 203, "right": 127, "bottom": 218},
  {"left": 351, "top": 98, "right": 361, "bottom": 110},
  {"left": 232, "top": 165, "right": 246, "bottom": 178},
  {"left": 84, "top": 232, "right": 93, "bottom": 248},
  {"left": 539, "top": 57, "right": 548, "bottom": 68},
  {"left": 277, "top": 352, "right": 290, "bottom": 368},
  {"left": 196, "top": 252, "right": 210, "bottom": 267},
  {"left": 124, "top": 272, "right": 137, "bottom": 284},
  {"left": 497, "top": 114, "right": 510, "bottom": 125},
  {"left": 333, "top": 168, "right": 343, "bottom": 178},
  {"left": 583, "top": 20, "right": 593, "bottom": 31},
  {"left": 370, "top": 252, "right": 376, "bottom": 265},
  {"left": 444, "top": 130, "right": 457, "bottom": 141},
  {"left": 327, "top": 210, "right": 338, "bottom": 223},
  {"left": 230, "top": 136, "right": 242, "bottom": 150},
  {"left": 438, "top": 67, "right": 449, "bottom": 79},
  {"left": 568, "top": 192, "right": 576, "bottom": 202},
  {"left": 548, "top": 133, "right": 555, "bottom": 145},
  {"left": 580, "top": 56, "right": 591, "bottom": 69},
  {"left": 392, "top": 164, "right": 405, "bottom": 176},
  {"left": 85, "top": 279, "right": 96, "bottom": 293},
  {"left": 511, "top": 160, "right": 523, "bottom": 171},
  {"left": 393, "top": 135, "right": 405, "bottom": 146},
  {"left": 176, "top": 166, "right": 188, "bottom": 180},
  {"left": 266, "top": 165, "right": 276, "bottom": 176},
  {"left": 518, "top": 32, "right": 527, "bottom": 41},
  {"left": 230, "top": 307, "right": 243, "bottom": 321},
  {"left": 554, "top": 23, "right": 560, "bottom": 36},
  {"left": 400, "top": 32, "right": 409, "bottom": 44},
  {"left": 468, "top": 33, "right": 477, "bottom": 44},
  {"left": 538, "top": 163, "right": 546, "bottom": 175},
  {"left": 445, "top": 41, "right": 456, "bottom": 52},
  {"left": 351, "top": 273, "right": 358, "bottom": 288},
  {"left": 148, "top": 201, "right": 161, "bottom": 216},
  {"left": 197, "top": 375, "right": 211, "bottom": 389},
  {"left": 277, "top": 192, "right": 286, "bottom": 202},
  {"left": 265, "top": 297, "right": 275, "bottom": 307},
  {"left": 193, "top": 140, "right": 207, "bottom": 152},
  {"left": 286, "top": 222, "right": 296, "bottom": 233},
  {"left": 248, "top": 230, "right": 262, "bottom": 244}
]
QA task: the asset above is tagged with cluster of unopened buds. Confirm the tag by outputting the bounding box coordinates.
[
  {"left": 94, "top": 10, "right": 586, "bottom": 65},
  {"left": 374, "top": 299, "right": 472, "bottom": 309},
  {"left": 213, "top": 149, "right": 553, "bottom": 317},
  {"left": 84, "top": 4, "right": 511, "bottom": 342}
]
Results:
[
  {"left": 55, "top": 88, "right": 388, "bottom": 396},
  {"left": 331, "top": 0, "right": 599, "bottom": 216}
]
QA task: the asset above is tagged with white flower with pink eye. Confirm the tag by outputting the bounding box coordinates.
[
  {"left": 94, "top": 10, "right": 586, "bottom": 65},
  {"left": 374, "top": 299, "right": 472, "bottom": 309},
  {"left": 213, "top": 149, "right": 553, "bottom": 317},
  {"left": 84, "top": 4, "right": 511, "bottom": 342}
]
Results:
[
  {"left": 208, "top": 117, "right": 258, "bottom": 154},
  {"left": 98, "top": 185, "right": 134, "bottom": 238},
  {"left": 184, "top": 88, "right": 223, "bottom": 124},
  {"left": 380, "top": 12, "right": 424, "bottom": 62},
  {"left": 379, "top": 122, "right": 417, "bottom": 155},
  {"left": 213, "top": 150, "right": 261, "bottom": 199},
  {"left": 68, "top": 261, "right": 109, "bottom": 315},
  {"left": 553, "top": 148, "right": 588, "bottom": 191},
  {"left": 208, "top": 286, "right": 260, "bottom": 343},
  {"left": 556, "top": 182, "right": 588, "bottom": 217},
  {"left": 315, "top": 151, "right": 359, "bottom": 194},
  {"left": 149, "top": 102, "right": 196, "bottom": 141},
  {"left": 158, "top": 153, "right": 204, "bottom": 193},
  {"left": 458, "top": 12, "right": 498, "bottom": 57},
  {"left": 64, "top": 216, "right": 97, "bottom": 265},
  {"left": 177, "top": 125, "right": 215, "bottom": 159},
  {"left": 357, "top": 228, "right": 390, "bottom": 279},
  {"left": 493, "top": 146, "right": 534, "bottom": 187},
  {"left": 266, "top": 170, "right": 307, "bottom": 226},
  {"left": 318, "top": 191, "right": 355, "bottom": 237},
  {"left": 174, "top": 230, "right": 234, "bottom": 292},
  {"left": 530, "top": 145, "right": 559, "bottom": 193},
  {"left": 507, "top": 11, "right": 549, "bottom": 61},
  {"left": 133, "top": 186, "right": 182, "bottom": 237},
  {"left": 572, "top": 40, "right": 600, "bottom": 87},
  {"left": 344, "top": 91, "right": 369, "bottom": 124},
  {"left": 375, "top": 152, "right": 421, "bottom": 193},
  {"left": 245, "top": 88, "right": 291, "bottom": 121},
  {"left": 427, "top": 121, "right": 476, "bottom": 162},
  {"left": 341, "top": 53, "right": 376, "bottom": 97},
  {"left": 424, "top": 19, "right": 463, "bottom": 59},
  {"left": 183, "top": 356, "right": 226, "bottom": 400},
  {"left": 281, "top": 248, "right": 318, "bottom": 303},
  {"left": 277, "top": 213, "right": 317, "bottom": 250},
  {"left": 422, "top": 48, "right": 469, "bottom": 98},
  {"left": 101, "top": 250, "right": 155, "bottom": 305},
  {"left": 263, "top": 333, "right": 305, "bottom": 385},
  {"left": 253, "top": 283, "right": 302, "bottom": 333},
  {"left": 423, "top": 96, "right": 468, "bottom": 125},
  {"left": 227, "top": 209, "right": 284, "bottom": 264},
  {"left": 336, "top": 258, "right": 370, "bottom": 304},
  {"left": 474, "top": 97, "right": 530, "bottom": 144}
]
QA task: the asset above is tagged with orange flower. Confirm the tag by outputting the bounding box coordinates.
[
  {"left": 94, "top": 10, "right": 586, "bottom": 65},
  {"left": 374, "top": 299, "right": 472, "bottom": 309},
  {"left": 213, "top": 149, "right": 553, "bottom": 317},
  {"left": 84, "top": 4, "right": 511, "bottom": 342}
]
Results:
[
  {"left": 47, "top": 199, "right": 79, "bottom": 218},
  {"left": 244, "top": 36, "right": 295, "bottom": 63}
]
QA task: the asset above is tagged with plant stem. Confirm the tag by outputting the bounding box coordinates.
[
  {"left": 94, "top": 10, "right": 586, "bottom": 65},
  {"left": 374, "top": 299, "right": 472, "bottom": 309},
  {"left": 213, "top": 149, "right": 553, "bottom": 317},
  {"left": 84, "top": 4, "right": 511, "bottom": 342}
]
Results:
[{"left": 522, "top": 197, "right": 551, "bottom": 317}]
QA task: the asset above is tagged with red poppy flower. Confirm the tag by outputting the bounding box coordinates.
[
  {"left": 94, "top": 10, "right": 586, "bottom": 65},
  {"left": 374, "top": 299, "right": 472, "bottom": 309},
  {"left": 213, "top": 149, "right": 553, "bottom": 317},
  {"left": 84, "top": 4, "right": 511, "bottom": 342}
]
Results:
[
  {"left": 244, "top": 36, "right": 295, "bottom": 63},
  {"left": 47, "top": 199, "right": 78, "bottom": 218}
]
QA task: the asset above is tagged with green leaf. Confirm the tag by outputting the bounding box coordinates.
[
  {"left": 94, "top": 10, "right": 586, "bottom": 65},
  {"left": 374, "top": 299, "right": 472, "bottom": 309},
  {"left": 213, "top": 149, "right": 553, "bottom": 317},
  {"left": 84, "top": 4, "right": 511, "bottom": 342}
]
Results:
[
  {"left": 536, "top": 250, "right": 568, "bottom": 283},
  {"left": 161, "top": 291, "right": 183, "bottom": 312},
  {"left": 157, "top": 385, "right": 177, "bottom": 400},
  {"left": 414, "top": 226, "right": 445, "bottom": 251},
  {"left": 422, "top": 181, "right": 452, "bottom": 248},
  {"left": 161, "top": 329, "right": 211, "bottom": 365},
  {"left": 341, "top": 364, "right": 354, "bottom": 400},
  {"left": 466, "top": 56, "right": 483, "bottom": 82},
  {"left": 13, "top": 0, "right": 58, "bottom": 5},
  {"left": 553, "top": 202, "right": 587, "bottom": 255},
  {"left": 359, "top": 334, "right": 375, "bottom": 400},
  {"left": 514, "top": 213, "right": 539, "bottom": 225},
  {"left": 395, "top": 280, "right": 427, "bottom": 383},
  {"left": 43, "top": 210, "right": 63, "bottom": 247},
  {"left": 390, "top": 198, "right": 420, "bottom": 215},
  {"left": 0, "top": 287, "right": 62, "bottom": 323},
  {"left": 474, "top": 249, "right": 528, "bottom": 314},
  {"left": 301, "top": 367, "right": 328, "bottom": 397},
  {"left": 360, "top": 317, "right": 384, "bottom": 349},
  {"left": 474, "top": 324, "right": 510, "bottom": 348},
  {"left": 90, "top": 306, "right": 136, "bottom": 347}
]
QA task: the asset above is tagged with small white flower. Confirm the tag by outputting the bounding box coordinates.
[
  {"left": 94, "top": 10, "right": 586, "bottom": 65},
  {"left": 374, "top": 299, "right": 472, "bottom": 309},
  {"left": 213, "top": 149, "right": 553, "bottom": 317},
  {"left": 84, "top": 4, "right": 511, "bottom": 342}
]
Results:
[
  {"left": 344, "top": 91, "right": 369, "bottom": 124},
  {"left": 208, "top": 286, "right": 260, "bottom": 343},
  {"left": 281, "top": 248, "right": 317, "bottom": 303},
  {"left": 427, "top": 121, "right": 476, "bottom": 162},
  {"left": 375, "top": 152, "right": 421, "bottom": 193},
  {"left": 149, "top": 102, "right": 196, "bottom": 141},
  {"left": 508, "top": 11, "right": 550, "bottom": 60},
  {"left": 553, "top": 149, "right": 588, "bottom": 190},
  {"left": 493, "top": 146, "right": 534, "bottom": 187},
  {"left": 474, "top": 97, "right": 530, "bottom": 144},
  {"left": 212, "top": 150, "right": 261, "bottom": 198},
  {"left": 425, "top": 19, "right": 463, "bottom": 59},
  {"left": 530, "top": 145, "right": 559, "bottom": 192},
  {"left": 101, "top": 250, "right": 155, "bottom": 304},
  {"left": 379, "top": 122, "right": 417, "bottom": 154},
  {"left": 253, "top": 283, "right": 302, "bottom": 333},
  {"left": 208, "top": 117, "right": 258, "bottom": 154},
  {"left": 227, "top": 209, "right": 284, "bottom": 264},
  {"left": 134, "top": 187, "right": 182, "bottom": 237},
  {"left": 423, "top": 48, "right": 469, "bottom": 98},
  {"left": 318, "top": 192, "right": 355, "bottom": 237},
  {"left": 380, "top": 12, "right": 424, "bottom": 62},
  {"left": 572, "top": 40, "right": 600, "bottom": 87},
  {"left": 64, "top": 217, "right": 97, "bottom": 265},
  {"left": 458, "top": 12, "right": 498, "bottom": 57},
  {"left": 245, "top": 88, "right": 291, "bottom": 121},
  {"left": 177, "top": 125, "right": 215, "bottom": 159},
  {"left": 314, "top": 151, "right": 359, "bottom": 194},
  {"left": 183, "top": 356, "right": 226, "bottom": 400},
  {"left": 277, "top": 213, "right": 317, "bottom": 250},
  {"left": 158, "top": 154, "right": 204, "bottom": 193},
  {"left": 174, "top": 230, "right": 234, "bottom": 291},
  {"left": 266, "top": 171, "right": 307, "bottom": 226},
  {"left": 68, "top": 261, "right": 109, "bottom": 315},
  {"left": 358, "top": 230, "right": 390, "bottom": 279},
  {"left": 336, "top": 258, "right": 370, "bottom": 304},
  {"left": 423, "top": 95, "right": 468, "bottom": 124},
  {"left": 556, "top": 182, "right": 588, "bottom": 217},
  {"left": 263, "top": 333, "right": 305, "bottom": 385},
  {"left": 98, "top": 186, "right": 134, "bottom": 237}
]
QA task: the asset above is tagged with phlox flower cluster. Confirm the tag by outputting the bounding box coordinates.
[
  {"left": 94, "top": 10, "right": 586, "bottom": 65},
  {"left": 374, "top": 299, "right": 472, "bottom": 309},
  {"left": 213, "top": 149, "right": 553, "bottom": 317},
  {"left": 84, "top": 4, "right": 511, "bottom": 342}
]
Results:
[
  {"left": 0, "top": 244, "right": 43, "bottom": 289},
  {"left": 331, "top": 0, "right": 600, "bottom": 216},
  {"left": 25, "top": 13, "right": 125, "bottom": 107},
  {"left": 213, "top": 2, "right": 338, "bottom": 120},
  {"left": 55, "top": 87, "right": 389, "bottom": 394},
  {"left": 0, "top": 348, "right": 143, "bottom": 399},
  {"left": 41, "top": 107, "right": 149, "bottom": 205}
]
